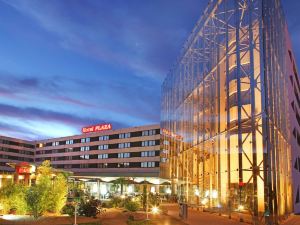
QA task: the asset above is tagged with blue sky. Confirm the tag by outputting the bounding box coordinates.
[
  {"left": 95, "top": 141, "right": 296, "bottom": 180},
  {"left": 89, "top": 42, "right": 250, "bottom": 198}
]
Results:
[{"left": 0, "top": 0, "right": 299, "bottom": 140}]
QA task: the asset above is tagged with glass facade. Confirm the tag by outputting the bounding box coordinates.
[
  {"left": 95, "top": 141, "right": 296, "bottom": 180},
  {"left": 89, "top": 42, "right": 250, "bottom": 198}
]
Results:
[{"left": 161, "top": 0, "right": 299, "bottom": 224}]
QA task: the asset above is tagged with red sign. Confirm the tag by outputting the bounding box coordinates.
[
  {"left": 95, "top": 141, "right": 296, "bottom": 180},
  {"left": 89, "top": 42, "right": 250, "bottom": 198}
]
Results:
[
  {"left": 82, "top": 123, "right": 112, "bottom": 133},
  {"left": 16, "top": 167, "right": 31, "bottom": 174}
]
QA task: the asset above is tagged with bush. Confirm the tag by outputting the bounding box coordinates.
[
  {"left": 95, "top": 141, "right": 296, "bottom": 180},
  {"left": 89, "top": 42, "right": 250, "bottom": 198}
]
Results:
[
  {"left": 62, "top": 204, "right": 75, "bottom": 216},
  {"left": 0, "top": 183, "right": 28, "bottom": 214},
  {"left": 26, "top": 176, "right": 51, "bottom": 218},
  {"left": 110, "top": 196, "right": 123, "bottom": 208},
  {"left": 48, "top": 174, "right": 68, "bottom": 213},
  {"left": 78, "top": 197, "right": 101, "bottom": 217},
  {"left": 124, "top": 200, "right": 140, "bottom": 212}
]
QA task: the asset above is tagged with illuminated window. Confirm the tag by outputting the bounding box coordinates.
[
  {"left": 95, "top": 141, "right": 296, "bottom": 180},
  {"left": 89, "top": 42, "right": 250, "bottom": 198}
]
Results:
[
  {"left": 142, "top": 140, "right": 156, "bottom": 147},
  {"left": 98, "top": 154, "right": 108, "bottom": 159},
  {"left": 118, "top": 142, "right": 130, "bottom": 148},
  {"left": 52, "top": 141, "right": 59, "bottom": 146},
  {"left": 149, "top": 129, "right": 156, "bottom": 135},
  {"left": 98, "top": 144, "right": 108, "bottom": 150},
  {"left": 118, "top": 152, "right": 130, "bottom": 158},
  {"left": 142, "top": 130, "right": 149, "bottom": 136},
  {"left": 99, "top": 135, "right": 109, "bottom": 141},
  {"left": 66, "top": 140, "right": 73, "bottom": 145},
  {"left": 141, "top": 151, "right": 155, "bottom": 157},
  {"left": 141, "top": 161, "right": 155, "bottom": 168},
  {"left": 80, "top": 155, "right": 89, "bottom": 160}
]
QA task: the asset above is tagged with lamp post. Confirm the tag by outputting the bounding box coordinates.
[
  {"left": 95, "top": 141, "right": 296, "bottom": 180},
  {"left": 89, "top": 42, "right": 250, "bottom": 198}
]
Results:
[
  {"left": 74, "top": 203, "right": 78, "bottom": 225},
  {"left": 146, "top": 191, "right": 149, "bottom": 220}
]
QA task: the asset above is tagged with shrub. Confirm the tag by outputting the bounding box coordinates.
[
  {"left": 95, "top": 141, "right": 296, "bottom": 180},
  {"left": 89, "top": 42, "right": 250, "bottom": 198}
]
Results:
[
  {"left": 124, "top": 200, "right": 140, "bottom": 212},
  {"left": 110, "top": 196, "right": 123, "bottom": 208},
  {"left": 48, "top": 174, "right": 68, "bottom": 213},
  {"left": 62, "top": 204, "right": 75, "bottom": 216},
  {"left": 0, "top": 183, "right": 28, "bottom": 214},
  {"left": 78, "top": 197, "right": 101, "bottom": 217},
  {"left": 26, "top": 176, "right": 51, "bottom": 218}
]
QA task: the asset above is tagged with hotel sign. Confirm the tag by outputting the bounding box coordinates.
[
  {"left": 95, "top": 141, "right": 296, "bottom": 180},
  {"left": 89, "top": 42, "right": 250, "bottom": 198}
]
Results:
[{"left": 82, "top": 123, "right": 112, "bottom": 133}]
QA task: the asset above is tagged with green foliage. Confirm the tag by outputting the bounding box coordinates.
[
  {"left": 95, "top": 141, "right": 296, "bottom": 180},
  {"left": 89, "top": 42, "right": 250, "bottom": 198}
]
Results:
[
  {"left": 0, "top": 183, "right": 28, "bottom": 214},
  {"left": 48, "top": 174, "right": 68, "bottom": 213},
  {"left": 142, "top": 185, "right": 147, "bottom": 210},
  {"left": 110, "top": 196, "right": 123, "bottom": 208},
  {"left": 62, "top": 204, "right": 75, "bottom": 216},
  {"left": 37, "top": 160, "right": 52, "bottom": 176},
  {"left": 0, "top": 161, "right": 68, "bottom": 218},
  {"left": 124, "top": 200, "right": 140, "bottom": 212},
  {"left": 26, "top": 175, "right": 51, "bottom": 218},
  {"left": 26, "top": 161, "right": 68, "bottom": 218},
  {"left": 78, "top": 197, "right": 101, "bottom": 217},
  {"left": 112, "top": 178, "right": 127, "bottom": 194}
]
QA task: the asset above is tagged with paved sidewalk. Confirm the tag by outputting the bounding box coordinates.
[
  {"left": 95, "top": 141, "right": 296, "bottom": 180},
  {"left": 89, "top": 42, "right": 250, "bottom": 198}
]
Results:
[
  {"left": 161, "top": 204, "right": 300, "bottom": 225},
  {"left": 161, "top": 204, "right": 246, "bottom": 225}
]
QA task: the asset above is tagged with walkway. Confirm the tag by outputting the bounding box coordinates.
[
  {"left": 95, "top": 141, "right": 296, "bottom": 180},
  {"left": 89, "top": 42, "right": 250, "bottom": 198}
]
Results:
[{"left": 161, "top": 204, "right": 300, "bottom": 225}]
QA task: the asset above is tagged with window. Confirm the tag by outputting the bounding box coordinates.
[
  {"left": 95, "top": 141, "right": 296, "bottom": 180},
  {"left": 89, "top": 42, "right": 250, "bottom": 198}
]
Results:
[
  {"left": 118, "top": 142, "right": 130, "bottom": 148},
  {"left": 118, "top": 162, "right": 130, "bottom": 168},
  {"left": 99, "top": 135, "right": 109, "bottom": 141},
  {"left": 149, "top": 129, "right": 156, "bottom": 135},
  {"left": 80, "top": 155, "right": 89, "bottom": 160},
  {"left": 80, "top": 146, "right": 90, "bottom": 151},
  {"left": 86, "top": 137, "right": 90, "bottom": 143},
  {"left": 98, "top": 163, "right": 108, "bottom": 168},
  {"left": 119, "top": 133, "right": 131, "bottom": 139},
  {"left": 141, "top": 162, "right": 155, "bottom": 168},
  {"left": 80, "top": 164, "right": 88, "bottom": 168},
  {"left": 141, "top": 151, "right": 155, "bottom": 157},
  {"left": 81, "top": 138, "right": 86, "bottom": 143},
  {"left": 99, "top": 144, "right": 108, "bottom": 150},
  {"left": 98, "top": 154, "right": 108, "bottom": 159},
  {"left": 142, "top": 130, "right": 149, "bottom": 136},
  {"left": 118, "top": 152, "right": 130, "bottom": 158},
  {"left": 142, "top": 141, "right": 155, "bottom": 147},
  {"left": 52, "top": 141, "right": 59, "bottom": 146},
  {"left": 66, "top": 140, "right": 74, "bottom": 145}
]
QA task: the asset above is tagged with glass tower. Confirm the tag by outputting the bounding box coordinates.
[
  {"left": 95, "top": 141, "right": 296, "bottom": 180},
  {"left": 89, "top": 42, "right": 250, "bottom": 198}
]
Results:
[{"left": 160, "top": 0, "right": 300, "bottom": 224}]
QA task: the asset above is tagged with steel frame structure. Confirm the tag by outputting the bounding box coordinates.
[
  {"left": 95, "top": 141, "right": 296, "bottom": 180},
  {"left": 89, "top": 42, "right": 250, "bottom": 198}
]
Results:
[{"left": 160, "top": 0, "right": 296, "bottom": 224}]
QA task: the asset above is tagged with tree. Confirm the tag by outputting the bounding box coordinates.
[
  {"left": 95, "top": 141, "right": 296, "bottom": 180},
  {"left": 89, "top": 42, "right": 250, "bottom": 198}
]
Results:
[
  {"left": 48, "top": 174, "right": 68, "bottom": 213},
  {"left": 26, "top": 175, "right": 51, "bottom": 218},
  {"left": 0, "top": 183, "right": 28, "bottom": 214},
  {"left": 26, "top": 160, "right": 68, "bottom": 218},
  {"left": 113, "top": 178, "right": 127, "bottom": 194}
]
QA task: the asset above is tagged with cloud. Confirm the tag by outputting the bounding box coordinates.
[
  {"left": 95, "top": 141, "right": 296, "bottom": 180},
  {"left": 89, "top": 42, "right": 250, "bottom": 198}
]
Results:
[
  {"left": 0, "top": 103, "right": 127, "bottom": 129},
  {"left": 0, "top": 0, "right": 200, "bottom": 81}
]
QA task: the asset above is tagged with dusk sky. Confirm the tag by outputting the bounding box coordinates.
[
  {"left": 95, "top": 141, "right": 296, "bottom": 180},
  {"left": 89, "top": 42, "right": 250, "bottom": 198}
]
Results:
[{"left": 0, "top": 0, "right": 299, "bottom": 140}]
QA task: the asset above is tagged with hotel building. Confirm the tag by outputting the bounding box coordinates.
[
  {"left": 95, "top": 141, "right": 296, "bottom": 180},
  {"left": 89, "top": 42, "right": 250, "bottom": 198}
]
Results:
[
  {"left": 0, "top": 124, "right": 161, "bottom": 188},
  {"left": 0, "top": 136, "right": 35, "bottom": 173},
  {"left": 34, "top": 124, "right": 160, "bottom": 177},
  {"left": 161, "top": 0, "right": 300, "bottom": 224}
]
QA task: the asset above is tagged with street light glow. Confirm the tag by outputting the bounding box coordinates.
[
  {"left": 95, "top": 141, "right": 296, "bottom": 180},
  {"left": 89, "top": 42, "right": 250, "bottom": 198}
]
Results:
[{"left": 151, "top": 206, "right": 159, "bottom": 214}]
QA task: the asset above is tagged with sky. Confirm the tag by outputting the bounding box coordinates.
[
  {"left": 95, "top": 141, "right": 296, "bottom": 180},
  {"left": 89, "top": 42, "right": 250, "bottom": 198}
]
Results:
[{"left": 0, "top": 0, "right": 299, "bottom": 140}]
